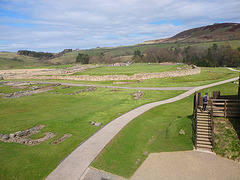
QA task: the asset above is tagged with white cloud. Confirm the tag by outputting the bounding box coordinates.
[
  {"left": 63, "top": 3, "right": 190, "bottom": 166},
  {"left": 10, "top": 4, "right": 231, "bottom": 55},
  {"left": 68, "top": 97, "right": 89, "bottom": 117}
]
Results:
[{"left": 0, "top": 0, "right": 240, "bottom": 52}]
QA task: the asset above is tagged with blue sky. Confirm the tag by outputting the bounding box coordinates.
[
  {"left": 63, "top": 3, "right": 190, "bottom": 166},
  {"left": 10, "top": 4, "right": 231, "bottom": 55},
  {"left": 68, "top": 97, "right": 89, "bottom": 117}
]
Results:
[{"left": 0, "top": 0, "right": 240, "bottom": 52}]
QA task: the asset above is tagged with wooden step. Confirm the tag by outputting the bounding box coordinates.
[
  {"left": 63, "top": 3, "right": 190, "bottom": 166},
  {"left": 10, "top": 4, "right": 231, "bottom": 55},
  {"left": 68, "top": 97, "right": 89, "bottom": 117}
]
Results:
[
  {"left": 197, "top": 121, "right": 211, "bottom": 125},
  {"left": 197, "top": 129, "right": 212, "bottom": 133},
  {"left": 197, "top": 113, "right": 210, "bottom": 116},
  {"left": 197, "top": 125, "right": 211, "bottom": 129},
  {"left": 197, "top": 134, "right": 212, "bottom": 138},
  {"left": 197, "top": 117, "right": 210, "bottom": 120},
  {"left": 197, "top": 117, "right": 210, "bottom": 119},
  {"left": 197, "top": 131, "right": 212, "bottom": 136},
  {"left": 197, "top": 137, "right": 212, "bottom": 142},
  {"left": 196, "top": 144, "right": 212, "bottom": 149}
]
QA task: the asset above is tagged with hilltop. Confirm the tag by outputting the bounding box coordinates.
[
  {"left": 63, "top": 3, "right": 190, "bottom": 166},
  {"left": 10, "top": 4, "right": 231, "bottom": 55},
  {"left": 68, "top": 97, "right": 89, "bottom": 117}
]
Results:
[{"left": 140, "top": 23, "right": 240, "bottom": 44}]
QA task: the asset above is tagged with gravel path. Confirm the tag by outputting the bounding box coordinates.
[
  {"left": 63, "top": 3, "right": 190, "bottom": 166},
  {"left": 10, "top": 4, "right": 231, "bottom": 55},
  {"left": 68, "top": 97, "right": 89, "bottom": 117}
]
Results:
[{"left": 46, "top": 77, "right": 239, "bottom": 180}]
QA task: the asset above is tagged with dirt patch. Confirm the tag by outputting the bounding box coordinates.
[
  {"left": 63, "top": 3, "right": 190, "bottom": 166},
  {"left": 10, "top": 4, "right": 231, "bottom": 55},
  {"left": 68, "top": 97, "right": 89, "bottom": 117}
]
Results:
[
  {"left": 0, "top": 124, "right": 56, "bottom": 146},
  {"left": 51, "top": 134, "right": 72, "bottom": 145}
]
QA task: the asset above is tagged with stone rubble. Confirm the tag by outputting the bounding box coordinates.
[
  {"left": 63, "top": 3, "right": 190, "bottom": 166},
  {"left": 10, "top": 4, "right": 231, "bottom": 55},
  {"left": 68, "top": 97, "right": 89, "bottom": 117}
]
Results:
[
  {"left": 130, "top": 91, "right": 144, "bottom": 100},
  {"left": 71, "top": 87, "right": 97, "bottom": 95},
  {"left": 0, "top": 124, "right": 56, "bottom": 146},
  {"left": 51, "top": 134, "right": 72, "bottom": 145},
  {"left": 1, "top": 81, "right": 61, "bottom": 98},
  {"left": 90, "top": 121, "right": 102, "bottom": 127}
]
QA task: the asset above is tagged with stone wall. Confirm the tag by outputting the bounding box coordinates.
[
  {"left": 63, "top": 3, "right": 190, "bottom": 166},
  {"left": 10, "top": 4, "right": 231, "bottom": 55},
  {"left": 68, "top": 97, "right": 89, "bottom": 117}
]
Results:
[{"left": 1, "top": 67, "right": 201, "bottom": 81}]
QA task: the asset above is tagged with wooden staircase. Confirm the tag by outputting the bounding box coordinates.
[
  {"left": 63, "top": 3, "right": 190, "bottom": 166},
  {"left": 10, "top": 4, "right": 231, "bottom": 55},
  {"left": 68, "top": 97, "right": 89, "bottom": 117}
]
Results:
[{"left": 195, "top": 108, "right": 214, "bottom": 151}]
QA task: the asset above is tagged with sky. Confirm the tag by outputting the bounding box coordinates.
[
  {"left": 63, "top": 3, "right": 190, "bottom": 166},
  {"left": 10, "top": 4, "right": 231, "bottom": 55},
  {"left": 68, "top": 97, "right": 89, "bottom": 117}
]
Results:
[{"left": 0, "top": 0, "right": 240, "bottom": 52}]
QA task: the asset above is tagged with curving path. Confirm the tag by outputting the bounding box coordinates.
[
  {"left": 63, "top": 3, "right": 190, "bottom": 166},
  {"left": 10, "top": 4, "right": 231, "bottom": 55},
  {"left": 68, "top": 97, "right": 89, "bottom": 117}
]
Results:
[
  {"left": 31, "top": 81, "right": 193, "bottom": 90},
  {"left": 46, "top": 77, "right": 239, "bottom": 180}
]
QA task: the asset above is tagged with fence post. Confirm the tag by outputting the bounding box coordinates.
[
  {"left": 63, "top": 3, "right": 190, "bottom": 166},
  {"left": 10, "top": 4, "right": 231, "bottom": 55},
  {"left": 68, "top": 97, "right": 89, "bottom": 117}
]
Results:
[
  {"left": 211, "top": 105, "right": 214, "bottom": 151},
  {"left": 224, "top": 100, "right": 227, "bottom": 117}
]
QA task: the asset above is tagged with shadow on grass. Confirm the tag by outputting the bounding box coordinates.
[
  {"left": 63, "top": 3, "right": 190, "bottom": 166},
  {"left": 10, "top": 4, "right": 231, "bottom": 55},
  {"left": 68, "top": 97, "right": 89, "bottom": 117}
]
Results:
[{"left": 229, "top": 117, "right": 240, "bottom": 140}]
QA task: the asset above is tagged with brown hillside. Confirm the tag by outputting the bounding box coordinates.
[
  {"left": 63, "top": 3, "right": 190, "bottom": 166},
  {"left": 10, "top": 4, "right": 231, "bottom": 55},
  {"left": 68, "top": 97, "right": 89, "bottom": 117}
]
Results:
[{"left": 141, "top": 23, "right": 240, "bottom": 44}]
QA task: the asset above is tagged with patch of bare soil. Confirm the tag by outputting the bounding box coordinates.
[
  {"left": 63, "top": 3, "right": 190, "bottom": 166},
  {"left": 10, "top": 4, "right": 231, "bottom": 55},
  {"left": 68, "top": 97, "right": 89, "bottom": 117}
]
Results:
[
  {"left": 0, "top": 124, "right": 56, "bottom": 146},
  {"left": 51, "top": 134, "right": 72, "bottom": 145},
  {"left": 214, "top": 118, "right": 240, "bottom": 160}
]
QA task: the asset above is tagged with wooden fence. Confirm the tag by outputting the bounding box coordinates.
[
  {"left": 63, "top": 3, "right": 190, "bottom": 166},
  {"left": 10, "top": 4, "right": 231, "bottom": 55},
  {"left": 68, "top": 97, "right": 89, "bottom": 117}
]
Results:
[{"left": 210, "top": 99, "right": 240, "bottom": 117}]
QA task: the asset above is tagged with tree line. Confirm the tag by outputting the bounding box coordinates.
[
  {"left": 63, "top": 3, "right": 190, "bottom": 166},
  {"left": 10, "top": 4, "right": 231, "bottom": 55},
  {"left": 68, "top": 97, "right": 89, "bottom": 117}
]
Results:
[
  {"left": 18, "top": 50, "right": 54, "bottom": 59},
  {"left": 132, "top": 44, "right": 240, "bottom": 67},
  {"left": 76, "top": 44, "right": 240, "bottom": 67}
]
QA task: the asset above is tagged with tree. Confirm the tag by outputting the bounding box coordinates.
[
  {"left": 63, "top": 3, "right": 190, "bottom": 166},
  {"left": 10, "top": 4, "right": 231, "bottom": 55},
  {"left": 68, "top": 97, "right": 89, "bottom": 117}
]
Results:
[
  {"left": 132, "top": 50, "right": 143, "bottom": 62},
  {"left": 76, "top": 53, "right": 89, "bottom": 64}
]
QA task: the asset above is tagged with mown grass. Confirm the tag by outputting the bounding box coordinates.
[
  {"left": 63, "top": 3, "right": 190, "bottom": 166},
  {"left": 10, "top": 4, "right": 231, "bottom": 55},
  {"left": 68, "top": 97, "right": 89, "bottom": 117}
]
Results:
[
  {"left": 36, "top": 67, "right": 239, "bottom": 88},
  {"left": 0, "top": 85, "right": 184, "bottom": 180},
  {"left": 72, "top": 64, "right": 183, "bottom": 76},
  {"left": 91, "top": 82, "right": 239, "bottom": 178},
  {"left": 0, "top": 86, "right": 29, "bottom": 94}
]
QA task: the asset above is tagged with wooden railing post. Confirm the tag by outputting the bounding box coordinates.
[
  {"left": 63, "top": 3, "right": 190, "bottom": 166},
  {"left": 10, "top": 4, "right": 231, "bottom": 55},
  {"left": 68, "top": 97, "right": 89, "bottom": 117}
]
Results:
[
  {"left": 224, "top": 100, "right": 227, "bottom": 117},
  {"left": 211, "top": 105, "right": 214, "bottom": 151},
  {"left": 195, "top": 111, "right": 197, "bottom": 149}
]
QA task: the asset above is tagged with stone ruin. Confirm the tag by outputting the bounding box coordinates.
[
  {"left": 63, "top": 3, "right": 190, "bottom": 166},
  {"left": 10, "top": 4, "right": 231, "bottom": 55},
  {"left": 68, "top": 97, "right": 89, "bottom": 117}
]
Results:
[
  {"left": 70, "top": 87, "right": 97, "bottom": 95},
  {"left": 0, "top": 81, "right": 61, "bottom": 98},
  {"left": 0, "top": 124, "right": 56, "bottom": 146},
  {"left": 0, "top": 124, "right": 72, "bottom": 146},
  {"left": 130, "top": 91, "right": 144, "bottom": 100},
  {"left": 51, "top": 134, "right": 72, "bottom": 145}
]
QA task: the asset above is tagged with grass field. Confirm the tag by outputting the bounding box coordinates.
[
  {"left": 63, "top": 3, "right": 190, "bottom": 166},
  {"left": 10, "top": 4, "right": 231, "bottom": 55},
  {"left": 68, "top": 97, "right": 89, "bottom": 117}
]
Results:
[
  {"left": 91, "top": 82, "right": 239, "bottom": 178},
  {"left": 0, "top": 64, "right": 239, "bottom": 179},
  {"left": 72, "top": 64, "right": 183, "bottom": 76},
  {"left": 40, "top": 66, "right": 239, "bottom": 88},
  {"left": 0, "top": 84, "right": 184, "bottom": 180}
]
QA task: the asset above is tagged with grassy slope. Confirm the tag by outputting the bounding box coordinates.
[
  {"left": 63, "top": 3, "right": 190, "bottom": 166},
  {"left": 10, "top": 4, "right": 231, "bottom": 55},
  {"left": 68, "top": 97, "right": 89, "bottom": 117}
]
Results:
[
  {"left": 1, "top": 40, "right": 240, "bottom": 67},
  {"left": 52, "top": 40, "right": 240, "bottom": 64},
  {"left": 0, "top": 85, "right": 184, "bottom": 180},
  {"left": 91, "top": 82, "right": 239, "bottom": 178}
]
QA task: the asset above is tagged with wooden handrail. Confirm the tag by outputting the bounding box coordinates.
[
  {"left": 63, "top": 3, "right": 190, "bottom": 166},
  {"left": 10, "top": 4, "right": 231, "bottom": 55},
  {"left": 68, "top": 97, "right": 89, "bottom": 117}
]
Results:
[
  {"left": 211, "top": 99, "right": 240, "bottom": 102},
  {"left": 211, "top": 105, "right": 214, "bottom": 151}
]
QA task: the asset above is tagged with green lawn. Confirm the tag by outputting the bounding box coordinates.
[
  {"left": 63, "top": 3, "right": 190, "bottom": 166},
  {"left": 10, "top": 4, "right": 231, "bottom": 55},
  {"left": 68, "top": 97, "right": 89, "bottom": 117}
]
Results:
[
  {"left": 0, "top": 85, "right": 183, "bottom": 180},
  {"left": 91, "top": 82, "right": 239, "bottom": 178},
  {"left": 36, "top": 67, "right": 239, "bottom": 87},
  {"left": 72, "top": 64, "right": 183, "bottom": 76}
]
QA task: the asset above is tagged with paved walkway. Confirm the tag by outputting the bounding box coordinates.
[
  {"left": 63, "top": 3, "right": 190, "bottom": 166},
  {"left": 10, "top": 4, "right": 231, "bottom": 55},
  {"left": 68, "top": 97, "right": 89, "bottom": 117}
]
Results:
[
  {"left": 131, "top": 151, "right": 240, "bottom": 180},
  {"left": 228, "top": 67, "right": 240, "bottom": 72},
  {"left": 31, "top": 81, "right": 193, "bottom": 90},
  {"left": 46, "top": 77, "right": 239, "bottom": 180}
]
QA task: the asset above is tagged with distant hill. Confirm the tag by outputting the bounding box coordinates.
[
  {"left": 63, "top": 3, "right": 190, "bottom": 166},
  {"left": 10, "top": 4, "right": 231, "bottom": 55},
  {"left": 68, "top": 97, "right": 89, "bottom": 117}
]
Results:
[{"left": 140, "top": 23, "right": 240, "bottom": 44}]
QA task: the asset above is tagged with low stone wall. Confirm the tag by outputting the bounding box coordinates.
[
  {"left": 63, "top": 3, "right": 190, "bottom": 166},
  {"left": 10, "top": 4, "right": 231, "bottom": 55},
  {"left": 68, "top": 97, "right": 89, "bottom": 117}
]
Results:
[{"left": 1, "top": 67, "right": 201, "bottom": 81}]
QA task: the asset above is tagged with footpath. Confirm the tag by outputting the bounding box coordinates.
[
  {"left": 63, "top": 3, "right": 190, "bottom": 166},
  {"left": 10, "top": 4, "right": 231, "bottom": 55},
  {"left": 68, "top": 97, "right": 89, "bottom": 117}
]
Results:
[{"left": 46, "top": 77, "right": 239, "bottom": 180}]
